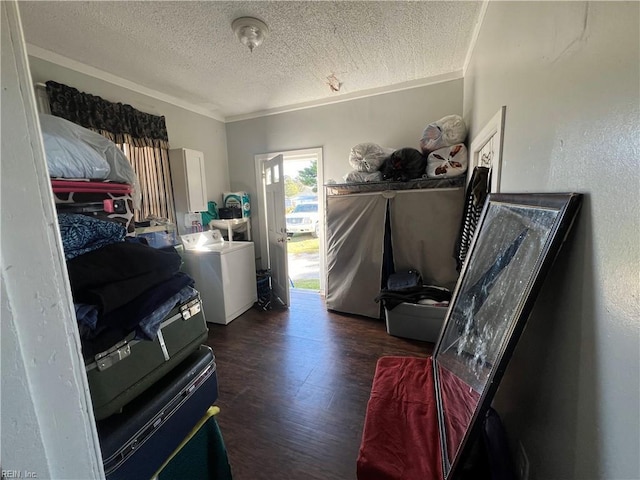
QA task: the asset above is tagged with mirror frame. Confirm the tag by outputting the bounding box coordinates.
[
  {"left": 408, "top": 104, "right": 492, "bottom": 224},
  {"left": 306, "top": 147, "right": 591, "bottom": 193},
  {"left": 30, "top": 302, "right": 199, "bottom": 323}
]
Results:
[{"left": 433, "top": 192, "right": 583, "bottom": 479}]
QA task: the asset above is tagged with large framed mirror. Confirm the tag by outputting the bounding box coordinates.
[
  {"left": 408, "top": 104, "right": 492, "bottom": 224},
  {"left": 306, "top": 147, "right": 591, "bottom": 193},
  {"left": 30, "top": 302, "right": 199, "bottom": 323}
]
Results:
[{"left": 433, "top": 193, "right": 583, "bottom": 478}]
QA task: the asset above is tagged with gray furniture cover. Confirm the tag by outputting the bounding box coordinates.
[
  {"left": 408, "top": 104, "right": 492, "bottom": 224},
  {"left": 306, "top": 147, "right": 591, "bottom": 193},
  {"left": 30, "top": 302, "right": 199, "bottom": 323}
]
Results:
[
  {"left": 326, "top": 192, "right": 388, "bottom": 318},
  {"left": 326, "top": 180, "right": 464, "bottom": 319}
]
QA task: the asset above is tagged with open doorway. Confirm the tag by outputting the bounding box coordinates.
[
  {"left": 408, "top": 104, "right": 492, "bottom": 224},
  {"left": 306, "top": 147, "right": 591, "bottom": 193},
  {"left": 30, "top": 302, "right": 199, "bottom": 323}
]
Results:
[
  {"left": 255, "top": 148, "right": 325, "bottom": 302},
  {"left": 283, "top": 158, "right": 320, "bottom": 292}
]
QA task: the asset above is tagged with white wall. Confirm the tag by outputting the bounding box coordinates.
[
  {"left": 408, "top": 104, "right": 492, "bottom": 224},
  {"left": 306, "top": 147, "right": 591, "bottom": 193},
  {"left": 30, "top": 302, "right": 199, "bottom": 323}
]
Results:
[
  {"left": 28, "top": 57, "right": 230, "bottom": 210},
  {"left": 1, "top": 2, "right": 103, "bottom": 477},
  {"left": 225, "top": 79, "right": 463, "bottom": 263},
  {"left": 463, "top": 2, "right": 639, "bottom": 479}
]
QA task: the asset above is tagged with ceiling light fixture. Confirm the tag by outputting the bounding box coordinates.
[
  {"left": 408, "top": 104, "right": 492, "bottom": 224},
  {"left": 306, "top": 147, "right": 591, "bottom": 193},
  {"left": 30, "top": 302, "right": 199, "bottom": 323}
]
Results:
[{"left": 232, "top": 16, "right": 269, "bottom": 53}]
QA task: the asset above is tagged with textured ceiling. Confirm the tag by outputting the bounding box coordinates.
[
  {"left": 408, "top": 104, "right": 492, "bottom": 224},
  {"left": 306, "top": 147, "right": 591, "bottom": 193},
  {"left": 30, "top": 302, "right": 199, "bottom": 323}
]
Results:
[{"left": 18, "top": 1, "right": 483, "bottom": 121}]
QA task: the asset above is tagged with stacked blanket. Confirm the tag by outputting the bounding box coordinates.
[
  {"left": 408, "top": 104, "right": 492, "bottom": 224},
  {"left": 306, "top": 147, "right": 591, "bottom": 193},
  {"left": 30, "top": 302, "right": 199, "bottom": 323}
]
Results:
[
  {"left": 58, "top": 214, "right": 196, "bottom": 358},
  {"left": 58, "top": 213, "right": 126, "bottom": 259}
]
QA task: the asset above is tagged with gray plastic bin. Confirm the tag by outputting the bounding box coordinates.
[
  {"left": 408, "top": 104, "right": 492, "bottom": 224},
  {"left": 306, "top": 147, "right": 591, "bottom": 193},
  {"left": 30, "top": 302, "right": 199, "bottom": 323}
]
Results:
[{"left": 384, "top": 302, "right": 448, "bottom": 343}]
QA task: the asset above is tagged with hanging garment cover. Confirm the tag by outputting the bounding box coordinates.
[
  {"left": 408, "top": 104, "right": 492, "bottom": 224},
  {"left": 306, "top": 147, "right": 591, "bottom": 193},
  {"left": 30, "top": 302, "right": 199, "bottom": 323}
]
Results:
[{"left": 326, "top": 193, "right": 388, "bottom": 318}]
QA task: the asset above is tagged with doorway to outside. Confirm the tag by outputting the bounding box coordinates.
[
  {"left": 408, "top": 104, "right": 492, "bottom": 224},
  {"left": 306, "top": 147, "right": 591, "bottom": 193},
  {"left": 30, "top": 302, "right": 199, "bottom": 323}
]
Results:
[
  {"left": 284, "top": 156, "right": 320, "bottom": 292},
  {"left": 255, "top": 148, "right": 325, "bottom": 304}
]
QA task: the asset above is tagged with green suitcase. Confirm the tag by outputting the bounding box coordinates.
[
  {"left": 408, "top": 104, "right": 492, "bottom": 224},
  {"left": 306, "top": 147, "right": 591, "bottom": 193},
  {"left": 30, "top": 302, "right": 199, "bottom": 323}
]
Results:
[{"left": 85, "top": 294, "right": 208, "bottom": 420}]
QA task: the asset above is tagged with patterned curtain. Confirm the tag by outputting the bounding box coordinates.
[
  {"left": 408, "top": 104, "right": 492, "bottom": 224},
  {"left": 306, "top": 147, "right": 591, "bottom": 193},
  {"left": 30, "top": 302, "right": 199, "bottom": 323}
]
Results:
[
  {"left": 122, "top": 142, "right": 175, "bottom": 223},
  {"left": 45, "top": 80, "right": 175, "bottom": 224}
]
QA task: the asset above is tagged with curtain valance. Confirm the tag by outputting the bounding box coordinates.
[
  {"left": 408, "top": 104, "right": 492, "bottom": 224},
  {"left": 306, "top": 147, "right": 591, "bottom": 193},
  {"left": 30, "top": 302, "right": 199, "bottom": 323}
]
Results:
[{"left": 46, "top": 80, "right": 169, "bottom": 148}]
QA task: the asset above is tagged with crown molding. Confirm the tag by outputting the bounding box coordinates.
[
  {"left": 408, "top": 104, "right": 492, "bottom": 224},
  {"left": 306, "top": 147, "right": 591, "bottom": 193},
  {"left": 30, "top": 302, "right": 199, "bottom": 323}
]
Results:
[
  {"left": 463, "top": 0, "right": 490, "bottom": 76},
  {"left": 225, "top": 70, "right": 464, "bottom": 123},
  {"left": 27, "top": 44, "right": 467, "bottom": 125},
  {"left": 26, "top": 44, "right": 226, "bottom": 122}
]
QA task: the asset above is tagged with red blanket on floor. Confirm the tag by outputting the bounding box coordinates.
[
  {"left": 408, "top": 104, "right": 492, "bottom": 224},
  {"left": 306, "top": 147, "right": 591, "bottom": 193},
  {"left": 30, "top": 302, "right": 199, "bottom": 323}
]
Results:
[
  {"left": 357, "top": 356, "right": 441, "bottom": 480},
  {"left": 357, "top": 356, "right": 480, "bottom": 480}
]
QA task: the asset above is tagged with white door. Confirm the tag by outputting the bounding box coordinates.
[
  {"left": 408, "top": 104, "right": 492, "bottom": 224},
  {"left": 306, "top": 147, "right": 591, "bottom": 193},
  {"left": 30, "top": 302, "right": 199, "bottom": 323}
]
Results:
[{"left": 262, "top": 154, "right": 290, "bottom": 306}]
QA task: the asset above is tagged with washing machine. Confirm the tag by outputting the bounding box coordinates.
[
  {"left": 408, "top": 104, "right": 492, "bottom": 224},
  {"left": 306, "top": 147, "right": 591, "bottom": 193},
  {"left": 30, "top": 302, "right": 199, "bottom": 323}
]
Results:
[{"left": 180, "top": 231, "right": 257, "bottom": 325}]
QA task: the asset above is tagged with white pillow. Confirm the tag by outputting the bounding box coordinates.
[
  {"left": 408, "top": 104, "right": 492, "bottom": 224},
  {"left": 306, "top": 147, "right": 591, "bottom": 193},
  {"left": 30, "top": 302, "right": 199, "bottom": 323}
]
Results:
[{"left": 426, "top": 144, "right": 468, "bottom": 178}]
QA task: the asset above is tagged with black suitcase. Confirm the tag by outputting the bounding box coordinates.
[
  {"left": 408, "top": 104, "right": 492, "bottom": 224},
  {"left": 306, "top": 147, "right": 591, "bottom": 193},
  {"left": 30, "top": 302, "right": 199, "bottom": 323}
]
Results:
[
  {"left": 98, "top": 345, "right": 219, "bottom": 480},
  {"left": 85, "top": 294, "right": 208, "bottom": 420}
]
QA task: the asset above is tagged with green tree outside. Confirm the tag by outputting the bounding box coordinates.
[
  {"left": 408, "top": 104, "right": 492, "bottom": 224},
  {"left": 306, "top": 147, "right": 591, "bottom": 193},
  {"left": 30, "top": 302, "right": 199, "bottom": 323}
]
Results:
[
  {"left": 285, "top": 176, "right": 303, "bottom": 198},
  {"left": 297, "top": 160, "right": 317, "bottom": 192}
]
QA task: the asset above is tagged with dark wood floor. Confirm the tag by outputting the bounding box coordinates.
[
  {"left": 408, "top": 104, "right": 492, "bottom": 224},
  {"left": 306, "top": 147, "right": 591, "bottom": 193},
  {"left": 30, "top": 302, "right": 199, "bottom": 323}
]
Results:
[{"left": 206, "top": 289, "right": 432, "bottom": 480}]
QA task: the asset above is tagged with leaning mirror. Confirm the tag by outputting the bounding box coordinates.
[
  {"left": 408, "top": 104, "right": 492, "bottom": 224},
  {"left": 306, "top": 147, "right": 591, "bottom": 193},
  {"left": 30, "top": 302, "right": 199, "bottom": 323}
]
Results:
[{"left": 433, "top": 193, "right": 582, "bottom": 478}]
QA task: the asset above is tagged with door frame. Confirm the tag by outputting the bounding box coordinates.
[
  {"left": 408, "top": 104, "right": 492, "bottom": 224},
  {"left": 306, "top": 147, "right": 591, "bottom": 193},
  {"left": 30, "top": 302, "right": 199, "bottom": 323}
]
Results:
[
  {"left": 254, "top": 147, "right": 326, "bottom": 295},
  {"left": 468, "top": 106, "right": 506, "bottom": 193}
]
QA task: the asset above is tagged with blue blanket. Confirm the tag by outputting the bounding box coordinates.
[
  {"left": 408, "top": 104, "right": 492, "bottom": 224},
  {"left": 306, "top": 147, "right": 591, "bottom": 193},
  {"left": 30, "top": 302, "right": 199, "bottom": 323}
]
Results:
[{"left": 58, "top": 213, "right": 125, "bottom": 260}]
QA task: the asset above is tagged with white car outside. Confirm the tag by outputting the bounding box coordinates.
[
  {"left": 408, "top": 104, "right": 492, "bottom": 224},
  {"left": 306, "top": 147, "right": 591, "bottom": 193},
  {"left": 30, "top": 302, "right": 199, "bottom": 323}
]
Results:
[{"left": 286, "top": 202, "right": 319, "bottom": 237}]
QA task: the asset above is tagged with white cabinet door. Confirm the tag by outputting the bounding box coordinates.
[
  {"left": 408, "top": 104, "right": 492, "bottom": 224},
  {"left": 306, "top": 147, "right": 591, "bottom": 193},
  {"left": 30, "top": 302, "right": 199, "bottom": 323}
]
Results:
[
  {"left": 184, "top": 149, "right": 207, "bottom": 212},
  {"left": 169, "top": 148, "right": 208, "bottom": 213}
]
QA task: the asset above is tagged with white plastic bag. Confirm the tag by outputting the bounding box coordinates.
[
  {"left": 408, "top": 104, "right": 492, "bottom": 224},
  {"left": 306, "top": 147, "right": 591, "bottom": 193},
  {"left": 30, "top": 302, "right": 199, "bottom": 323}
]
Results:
[
  {"left": 419, "top": 115, "right": 467, "bottom": 155},
  {"left": 349, "top": 143, "right": 395, "bottom": 172},
  {"left": 426, "top": 144, "right": 468, "bottom": 178}
]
